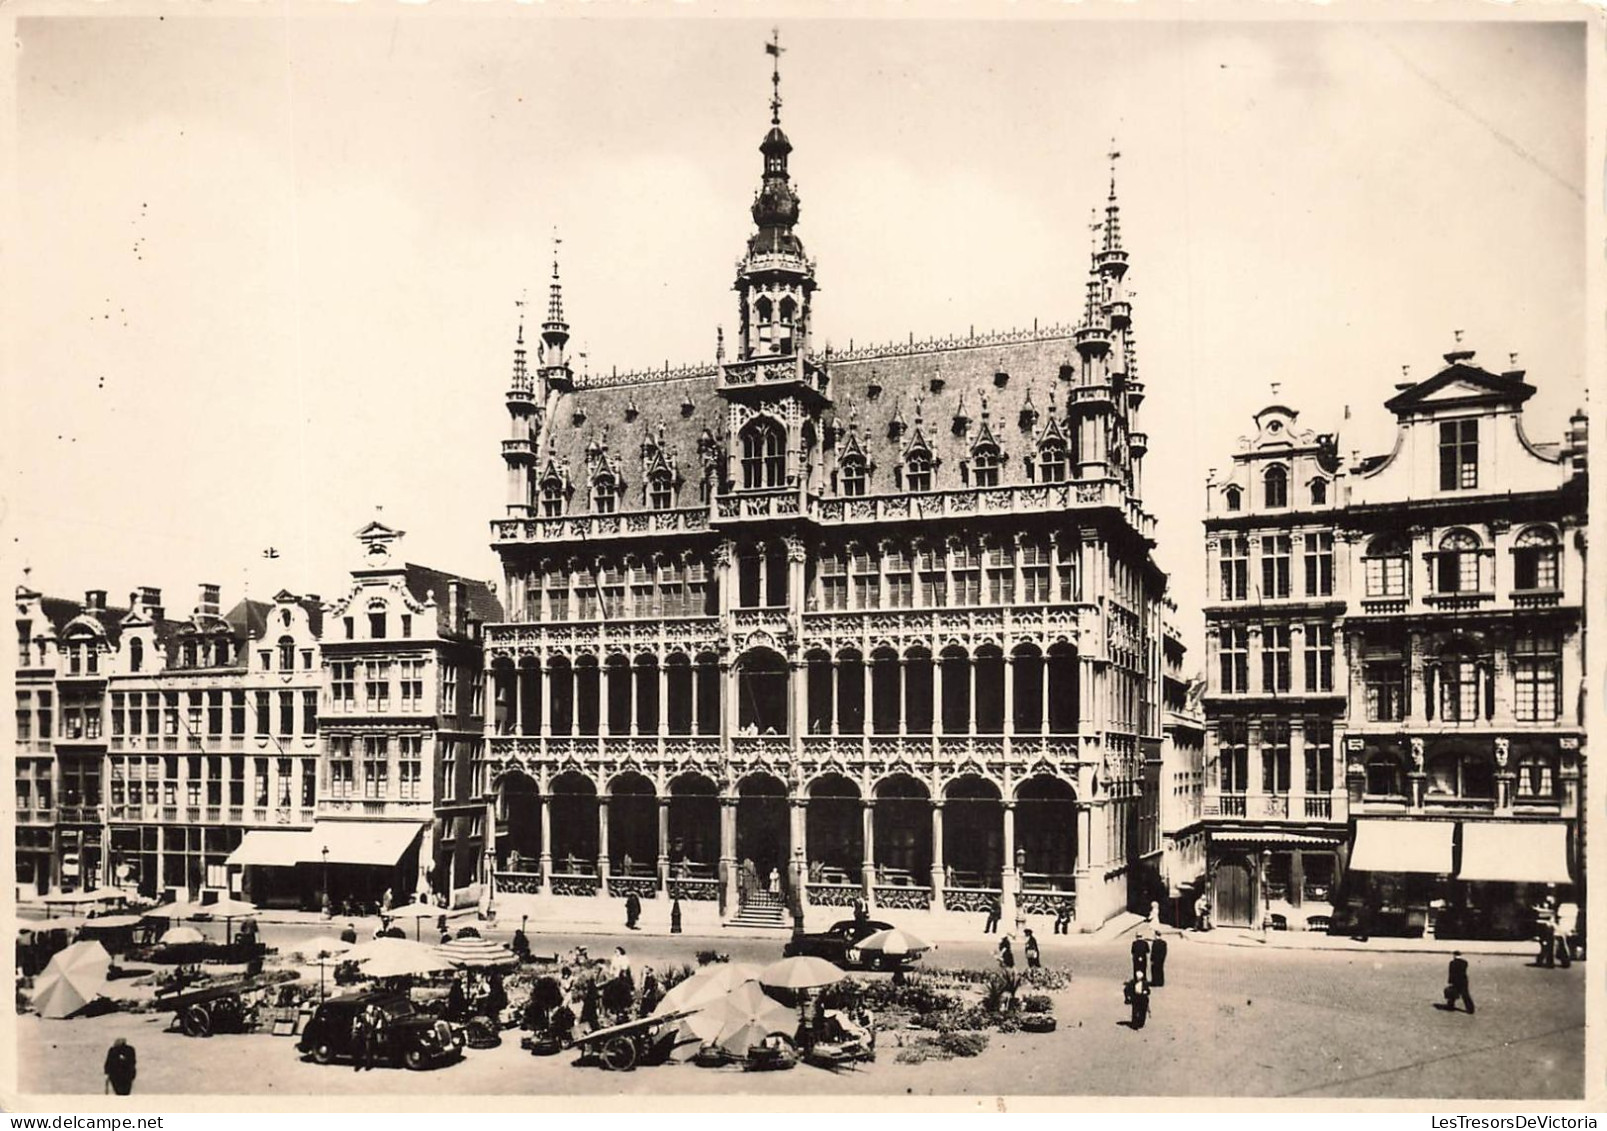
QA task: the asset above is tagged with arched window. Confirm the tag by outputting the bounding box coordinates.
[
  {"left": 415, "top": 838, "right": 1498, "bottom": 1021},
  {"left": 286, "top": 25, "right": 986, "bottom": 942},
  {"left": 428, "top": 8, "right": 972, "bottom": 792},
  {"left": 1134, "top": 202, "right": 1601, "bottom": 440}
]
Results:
[
  {"left": 277, "top": 635, "right": 295, "bottom": 672},
  {"left": 840, "top": 456, "right": 866, "bottom": 497},
  {"left": 648, "top": 470, "right": 674, "bottom": 510},
  {"left": 1436, "top": 529, "right": 1483, "bottom": 594},
  {"left": 540, "top": 476, "right": 565, "bottom": 517},
  {"left": 128, "top": 637, "right": 143, "bottom": 673},
  {"left": 1513, "top": 526, "right": 1561, "bottom": 591},
  {"left": 973, "top": 443, "right": 1001, "bottom": 488},
  {"left": 906, "top": 447, "right": 933, "bottom": 493},
  {"left": 1309, "top": 478, "right": 1328, "bottom": 506},
  {"left": 1039, "top": 440, "right": 1067, "bottom": 483},
  {"left": 592, "top": 473, "right": 617, "bottom": 514},
  {"left": 740, "top": 419, "right": 786, "bottom": 490},
  {"left": 1263, "top": 465, "right": 1289, "bottom": 509},
  {"left": 1223, "top": 486, "right": 1242, "bottom": 512}
]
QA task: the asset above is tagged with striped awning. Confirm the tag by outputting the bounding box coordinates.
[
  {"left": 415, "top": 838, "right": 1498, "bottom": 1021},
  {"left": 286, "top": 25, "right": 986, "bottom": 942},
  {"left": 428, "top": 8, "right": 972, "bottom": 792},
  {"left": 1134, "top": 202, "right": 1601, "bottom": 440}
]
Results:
[{"left": 1213, "top": 831, "right": 1343, "bottom": 847}]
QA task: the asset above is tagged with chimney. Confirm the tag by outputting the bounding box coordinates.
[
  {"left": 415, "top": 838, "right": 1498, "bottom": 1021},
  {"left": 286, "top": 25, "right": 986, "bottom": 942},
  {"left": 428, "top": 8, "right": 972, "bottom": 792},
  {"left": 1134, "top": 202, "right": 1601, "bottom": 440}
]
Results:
[
  {"left": 85, "top": 589, "right": 107, "bottom": 611},
  {"left": 135, "top": 586, "right": 164, "bottom": 619},
  {"left": 447, "top": 580, "right": 463, "bottom": 634},
  {"left": 198, "top": 583, "right": 221, "bottom": 616}
]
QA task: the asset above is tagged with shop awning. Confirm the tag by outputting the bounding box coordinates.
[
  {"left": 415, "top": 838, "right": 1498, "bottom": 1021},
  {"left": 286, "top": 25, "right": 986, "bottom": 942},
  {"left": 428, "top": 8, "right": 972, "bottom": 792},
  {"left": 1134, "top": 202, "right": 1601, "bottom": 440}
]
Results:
[
  {"left": 1458, "top": 822, "right": 1572, "bottom": 885},
  {"left": 227, "top": 829, "right": 312, "bottom": 869},
  {"left": 299, "top": 821, "right": 424, "bottom": 868},
  {"left": 1214, "top": 831, "right": 1344, "bottom": 847},
  {"left": 1348, "top": 819, "right": 1454, "bottom": 874}
]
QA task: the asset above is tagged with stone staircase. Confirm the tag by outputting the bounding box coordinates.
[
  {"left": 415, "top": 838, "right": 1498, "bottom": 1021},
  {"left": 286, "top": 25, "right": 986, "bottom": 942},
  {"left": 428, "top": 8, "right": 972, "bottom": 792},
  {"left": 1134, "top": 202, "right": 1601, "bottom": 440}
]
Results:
[{"left": 727, "top": 891, "right": 790, "bottom": 929}]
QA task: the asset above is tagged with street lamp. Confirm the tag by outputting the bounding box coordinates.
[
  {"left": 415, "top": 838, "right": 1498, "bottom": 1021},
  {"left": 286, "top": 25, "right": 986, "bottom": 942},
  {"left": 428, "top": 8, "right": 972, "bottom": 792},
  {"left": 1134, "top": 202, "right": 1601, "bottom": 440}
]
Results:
[
  {"left": 1014, "top": 846, "right": 1028, "bottom": 934},
  {"left": 321, "top": 846, "right": 330, "bottom": 918}
]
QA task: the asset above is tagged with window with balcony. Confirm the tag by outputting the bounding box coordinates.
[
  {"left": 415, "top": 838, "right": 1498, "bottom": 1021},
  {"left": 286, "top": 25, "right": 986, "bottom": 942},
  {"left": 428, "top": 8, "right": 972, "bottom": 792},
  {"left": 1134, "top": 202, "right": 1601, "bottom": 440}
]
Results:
[
  {"left": 1219, "top": 625, "right": 1249, "bottom": 694},
  {"left": 1364, "top": 534, "right": 1410, "bottom": 598},
  {"left": 1262, "top": 464, "right": 1288, "bottom": 509},
  {"left": 840, "top": 456, "right": 866, "bottom": 498},
  {"left": 740, "top": 419, "right": 787, "bottom": 490},
  {"left": 540, "top": 476, "right": 565, "bottom": 516},
  {"left": 1435, "top": 529, "right": 1485, "bottom": 594},
  {"left": 1218, "top": 718, "right": 1249, "bottom": 793},
  {"left": 1219, "top": 535, "right": 1248, "bottom": 602},
  {"left": 1513, "top": 526, "right": 1561, "bottom": 591},
  {"left": 1304, "top": 624, "right": 1334, "bottom": 692},
  {"left": 1439, "top": 418, "right": 1479, "bottom": 490},
  {"left": 1514, "top": 632, "right": 1561, "bottom": 722},
  {"left": 1304, "top": 720, "right": 1334, "bottom": 793},
  {"left": 1261, "top": 625, "right": 1291, "bottom": 694},
  {"left": 1304, "top": 532, "right": 1334, "bottom": 597},
  {"left": 649, "top": 469, "right": 675, "bottom": 509},
  {"left": 972, "top": 443, "right": 1001, "bottom": 488},
  {"left": 1436, "top": 645, "right": 1480, "bottom": 723},
  {"left": 906, "top": 447, "right": 933, "bottom": 493},
  {"left": 1261, "top": 720, "right": 1291, "bottom": 794},
  {"left": 592, "top": 473, "right": 618, "bottom": 514},
  {"left": 1039, "top": 440, "right": 1067, "bottom": 483},
  {"left": 1261, "top": 535, "right": 1292, "bottom": 599}
]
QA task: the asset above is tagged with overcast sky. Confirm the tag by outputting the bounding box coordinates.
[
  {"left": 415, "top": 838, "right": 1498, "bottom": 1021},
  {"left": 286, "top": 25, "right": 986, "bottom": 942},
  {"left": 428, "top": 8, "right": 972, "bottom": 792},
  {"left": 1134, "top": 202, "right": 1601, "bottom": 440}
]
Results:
[{"left": 9, "top": 13, "right": 1586, "bottom": 661}]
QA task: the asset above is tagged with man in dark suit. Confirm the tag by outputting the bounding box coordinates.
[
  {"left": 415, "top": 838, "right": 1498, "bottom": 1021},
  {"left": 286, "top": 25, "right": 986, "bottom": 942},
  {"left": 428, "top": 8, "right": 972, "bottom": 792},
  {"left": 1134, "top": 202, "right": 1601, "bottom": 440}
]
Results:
[
  {"left": 1130, "top": 933, "right": 1151, "bottom": 983},
  {"left": 1149, "top": 931, "right": 1168, "bottom": 988},
  {"left": 983, "top": 896, "right": 1001, "bottom": 934},
  {"left": 1446, "top": 951, "right": 1475, "bottom": 1014}
]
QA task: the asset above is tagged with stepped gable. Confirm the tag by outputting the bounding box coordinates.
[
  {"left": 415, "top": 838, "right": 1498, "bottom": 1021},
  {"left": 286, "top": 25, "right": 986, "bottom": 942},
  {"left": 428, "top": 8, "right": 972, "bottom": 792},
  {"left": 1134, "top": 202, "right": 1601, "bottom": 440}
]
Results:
[
  {"left": 541, "top": 371, "right": 720, "bottom": 517},
  {"left": 823, "top": 329, "right": 1078, "bottom": 494}
]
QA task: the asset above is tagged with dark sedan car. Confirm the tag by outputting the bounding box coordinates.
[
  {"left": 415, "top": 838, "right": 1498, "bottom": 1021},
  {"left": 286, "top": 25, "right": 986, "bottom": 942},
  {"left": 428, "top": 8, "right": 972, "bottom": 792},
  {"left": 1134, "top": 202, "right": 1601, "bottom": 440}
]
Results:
[
  {"left": 783, "top": 919, "right": 916, "bottom": 970},
  {"left": 298, "top": 991, "right": 464, "bottom": 1070}
]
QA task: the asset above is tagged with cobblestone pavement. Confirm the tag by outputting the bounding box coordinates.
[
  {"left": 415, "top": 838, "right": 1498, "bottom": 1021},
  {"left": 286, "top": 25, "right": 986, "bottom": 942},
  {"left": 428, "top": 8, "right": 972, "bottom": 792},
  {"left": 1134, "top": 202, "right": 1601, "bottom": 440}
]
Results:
[{"left": 14, "top": 926, "right": 1583, "bottom": 1101}]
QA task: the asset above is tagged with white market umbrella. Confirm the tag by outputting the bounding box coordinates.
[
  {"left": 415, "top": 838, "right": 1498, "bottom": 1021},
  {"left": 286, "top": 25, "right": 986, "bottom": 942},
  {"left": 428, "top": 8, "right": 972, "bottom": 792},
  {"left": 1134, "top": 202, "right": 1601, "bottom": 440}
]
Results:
[
  {"left": 708, "top": 982, "right": 797, "bottom": 1055},
  {"left": 33, "top": 941, "right": 111, "bottom": 1019},
  {"left": 757, "top": 955, "right": 846, "bottom": 991},
  {"left": 654, "top": 962, "right": 762, "bottom": 1017},
  {"left": 436, "top": 937, "right": 519, "bottom": 969},
  {"left": 347, "top": 936, "right": 454, "bottom": 979},
  {"left": 851, "top": 927, "right": 931, "bottom": 959},
  {"left": 159, "top": 925, "right": 205, "bottom": 946}
]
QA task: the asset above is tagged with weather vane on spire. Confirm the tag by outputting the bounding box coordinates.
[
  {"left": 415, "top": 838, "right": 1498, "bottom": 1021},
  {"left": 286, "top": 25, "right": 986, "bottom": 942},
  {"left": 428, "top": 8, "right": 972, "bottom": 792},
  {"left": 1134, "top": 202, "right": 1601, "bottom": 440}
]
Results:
[
  {"left": 552, "top": 226, "right": 563, "bottom": 279},
  {"left": 1107, "top": 139, "right": 1122, "bottom": 197},
  {"left": 766, "top": 28, "right": 785, "bottom": 125}
]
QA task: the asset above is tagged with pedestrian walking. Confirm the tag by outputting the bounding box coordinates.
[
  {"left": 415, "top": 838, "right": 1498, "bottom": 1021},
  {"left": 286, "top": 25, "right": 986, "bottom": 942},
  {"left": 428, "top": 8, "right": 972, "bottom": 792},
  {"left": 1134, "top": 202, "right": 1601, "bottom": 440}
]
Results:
[
  {"left": 670, "top": 897, "right": 683, "bottom": 934},
  {"left": 639, "top": 967, "right": 661, "bottom": 1017},
  {"left": 1149, "top": 931, "right": 1168, "bottom": 987},
  {"left": 1023, "top": 928, "right": 1041, "bottom": 969},
  {"left": 983, "top": 895, "right": 1002, "bottom": 934},
  {"left": 1054, "top": 905, "right": 1072, "bottom": 935},
  {"left": 1124, "top": 971, "right": 1150, "bottom": 1029},
  {"left": 625, "top": 891, "right": 642, "bottom": 930},
  {"left": 1556, "top": 900, "right": 1579, "bottom": 968},
  {"left": 511, "top": 915, "right": 531, "bottom": 961},
  {"left": 1444, "top": 951, "right": 1475, "bottom": 1014},
  {"left": 1534, "top": 888, "right": 1560, "bottom": 968},
  {"left": 768, "top": 867, "right": 781, "bottom": 895},
  {"left": 997, "top": 934, "right": 1015, "bottom": 970},
  {"left": 1130, "top": 933, "right": 1152, "bottom": 982},
  {"left": 103, "top": 1038, "right": 136, "bottom": 1096}
]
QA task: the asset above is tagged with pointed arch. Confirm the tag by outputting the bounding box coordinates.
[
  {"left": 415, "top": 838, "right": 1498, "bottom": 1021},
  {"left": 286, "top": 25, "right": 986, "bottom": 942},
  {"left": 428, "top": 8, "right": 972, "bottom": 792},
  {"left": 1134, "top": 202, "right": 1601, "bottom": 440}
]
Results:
[{"left": 740, "top": 417, "right": 787, "bottom": 490}]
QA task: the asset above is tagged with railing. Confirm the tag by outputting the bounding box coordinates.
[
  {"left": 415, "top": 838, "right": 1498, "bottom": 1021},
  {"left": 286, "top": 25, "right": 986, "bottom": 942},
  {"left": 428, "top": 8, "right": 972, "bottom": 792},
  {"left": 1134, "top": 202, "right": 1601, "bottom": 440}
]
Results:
[
  {"left": 719, "top": 355, "right": 809, "bottom": 389},
  {"left": 807, "top": 882, "right": 861, "bottom": 908},
  {"left": 1511, "top": 589, "right": 1563, "bottom": 610},
  {"left": 825, "top": 323, "right": 1074, "bottom": 364},
  {"left": 1204, "top": 794, "right": 1247, "bottom": 818},
  {"left": 942, "top": 887, "right": 1001, "bottom": 914},
  {"left": 493, "top": 870, "right": 542, "bottom": 895},
  {"left": 501, "top": 438, "right": 535, "bottom": 459},
  {"left": 714, "top": 489, "right": 801, "bottom": 521},
  {"left": 1304, "top": 796, "right": 1333, "bottom": 820},
  {"left": 668, "top": 878, "right": 719, "bottom": 902},
  {"left": 873, "top": 884, "right": 931, "bottom": 911},
  {"left": 1018, "top": 890, "right": 1075, "bottom": 917},
  {"left": 1423, "top": 592, "right": 1494, "bottom": 611},
  {"left": 607, "top": 876, "right": 660, "bottom": 899},
  {"left": 549, "top": 874, "right": 601, "bottom": 898},
  {"left": 491, "top": 507, "right": 711, "bottom": 544},
  {"left": 1358, "top": 598, "right": 1409, "bottom": 615},
  {"left": 57, "top": 805, "right": 103, "bottom": 824}
]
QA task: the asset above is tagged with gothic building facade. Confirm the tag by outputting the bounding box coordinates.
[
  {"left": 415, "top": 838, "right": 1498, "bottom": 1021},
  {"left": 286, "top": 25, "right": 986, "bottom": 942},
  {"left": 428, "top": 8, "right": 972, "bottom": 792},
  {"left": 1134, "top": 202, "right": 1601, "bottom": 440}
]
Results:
[
  {"left": 479, "top": 44, "right": 1170, "bottom": 930},
  {"left": 1201, "top": 345, "right": 1588, "bottom": 938}
]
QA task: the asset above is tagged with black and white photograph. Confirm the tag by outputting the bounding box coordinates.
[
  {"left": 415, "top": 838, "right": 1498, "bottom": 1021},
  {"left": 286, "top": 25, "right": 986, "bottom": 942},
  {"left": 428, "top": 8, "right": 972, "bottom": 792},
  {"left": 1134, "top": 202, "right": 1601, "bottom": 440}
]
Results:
[{"left": 5, "top": 6, "right": 1596, "bottom": 1108}]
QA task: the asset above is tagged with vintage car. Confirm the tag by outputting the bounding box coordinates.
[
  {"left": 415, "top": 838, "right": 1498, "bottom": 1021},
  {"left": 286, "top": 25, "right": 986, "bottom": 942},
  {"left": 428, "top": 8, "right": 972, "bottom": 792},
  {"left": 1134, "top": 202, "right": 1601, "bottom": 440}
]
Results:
[
  {"left": 781, "top": 919, "right": 910, "bottom": 970},
  {"left": 298, "top": 991, "right": 465, "bottom": 1070}
]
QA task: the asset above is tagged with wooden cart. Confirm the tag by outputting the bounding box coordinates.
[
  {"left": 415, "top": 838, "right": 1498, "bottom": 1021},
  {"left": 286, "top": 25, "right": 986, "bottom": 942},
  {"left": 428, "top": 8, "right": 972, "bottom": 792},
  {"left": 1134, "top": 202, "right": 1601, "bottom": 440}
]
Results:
[{"left": 567, "top": 1009, "right": 695, "bottom": 1072}]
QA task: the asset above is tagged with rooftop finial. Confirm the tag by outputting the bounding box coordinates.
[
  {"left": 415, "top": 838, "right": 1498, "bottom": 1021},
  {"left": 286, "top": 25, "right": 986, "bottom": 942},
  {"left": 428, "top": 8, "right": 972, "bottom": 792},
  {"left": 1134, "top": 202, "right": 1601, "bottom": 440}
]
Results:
[
  {"left": 547, "top": 229, "right": 566, "bottom": 325},
  {"left": 1270, "top": 381, "right": 1282, "bottom": 400},
  {"left": 766, "top": 27, "right": 785, "bottom": 126},
  {"left": 1107, "top": 139, "right": 1122, "bottom": 199}
]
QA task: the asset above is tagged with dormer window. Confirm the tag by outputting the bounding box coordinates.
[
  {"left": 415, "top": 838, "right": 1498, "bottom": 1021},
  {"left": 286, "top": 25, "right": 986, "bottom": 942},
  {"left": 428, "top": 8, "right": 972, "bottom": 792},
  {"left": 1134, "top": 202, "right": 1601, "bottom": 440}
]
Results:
[
  {"left": 368, "top": 602, "right": 387, "bottom": 639},
  {"left": 1439, "top": 419, "right": 1479, "bottom": 490},
  {"left": 649, "top": 469, "right": 674, "bottom": 510},
  {"left": 1513, "top": 526, "right": 1561, "bottom": 591},
  {"left": 128, "top": 637, "right": 143, "bottom": 673},
  {"left": 593, "top": 472, "right": 618, "bottom": 514},
  {"left": 906, "top": 448, "right": 933, "bottom": 493},
  {"left": 841, "top": 456, "right": 867, "bottom": 498},
  {"left": 540, "top": 476, "right": 565, "bottom": 517},
  {"left": 1262, "top": 464, "right": 1289, "bottom": 509},
  {"left": 181, "top": 640, "right": 197, "bottom": 669},
  {"left": 1224, "top": 486, "right": 1242, "bottom": 512},
  {"left": 1309, "top": 478, "right": 1328, "bottom": 506},
  {"left": 740, "top": 419, "right": 786, "bottom": 490},
  {"left": 973, "top": 443, "right": 1001, "bottom": 489},
  {"left": 1039, "top": 440, "right": 1067, "bottom": 484}
]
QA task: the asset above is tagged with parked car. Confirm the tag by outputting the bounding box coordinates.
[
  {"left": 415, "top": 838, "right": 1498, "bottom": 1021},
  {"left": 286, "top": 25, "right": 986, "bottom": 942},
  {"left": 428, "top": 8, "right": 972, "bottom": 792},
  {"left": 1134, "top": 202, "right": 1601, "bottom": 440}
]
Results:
[
  {"left": 298, "top": 991, "right": 465, "bottom": 1070},
  {"left": 783, "top": 919, "right": 911, "bottom": 970}
]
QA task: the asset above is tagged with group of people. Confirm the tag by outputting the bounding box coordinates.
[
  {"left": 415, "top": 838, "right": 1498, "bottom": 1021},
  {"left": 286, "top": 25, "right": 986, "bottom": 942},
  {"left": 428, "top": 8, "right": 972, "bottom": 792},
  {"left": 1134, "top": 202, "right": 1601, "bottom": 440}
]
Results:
[
  {"left": 994, "top": 929, "right": 1044, "bottom": 970},
  {"left": 1534, "top": 888, "right": 1580, "bottom": 969},
  {"left": 445, "top": 968, "right": 508, "bottom": 1023},
  {"left": 1123, "top": 930, "right": 1169, "bottom": 1029}
]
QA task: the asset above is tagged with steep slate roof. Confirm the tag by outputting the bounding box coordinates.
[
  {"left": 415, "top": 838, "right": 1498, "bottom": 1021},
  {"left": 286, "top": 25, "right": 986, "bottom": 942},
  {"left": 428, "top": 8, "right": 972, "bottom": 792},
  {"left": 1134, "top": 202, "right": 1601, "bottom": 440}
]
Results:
[
  {"left": 223, "top": 598, "right": 272, "bottom": 641},
  {"left": 401, "top": 564, "right": 503, "bottom": 640},
  {"left": 543, "top": 327, "right": 1083, "bottom": 515}
]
